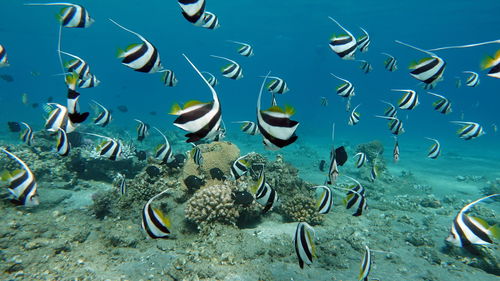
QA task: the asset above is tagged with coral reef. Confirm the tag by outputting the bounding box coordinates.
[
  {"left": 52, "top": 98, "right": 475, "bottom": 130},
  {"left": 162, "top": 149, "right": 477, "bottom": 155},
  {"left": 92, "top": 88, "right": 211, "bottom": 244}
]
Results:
[
  {"left": 280, "top": 194, "right": 325, "bottom": 225},
  {"left": 182, "top": 142, "right": 240, "bottom": 179},
  {"left": 482, "top": 178, "right": 500, "bottom": 201},
  {"left": 185, "top": 184, "right": 239, "bottom": 228}
]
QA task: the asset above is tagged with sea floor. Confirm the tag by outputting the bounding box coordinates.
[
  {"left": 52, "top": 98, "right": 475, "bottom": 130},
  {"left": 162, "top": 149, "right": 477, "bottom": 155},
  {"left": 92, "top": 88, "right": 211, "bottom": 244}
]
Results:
[{"left": 0, "top": 131, "right": 499, "bottom": 281}]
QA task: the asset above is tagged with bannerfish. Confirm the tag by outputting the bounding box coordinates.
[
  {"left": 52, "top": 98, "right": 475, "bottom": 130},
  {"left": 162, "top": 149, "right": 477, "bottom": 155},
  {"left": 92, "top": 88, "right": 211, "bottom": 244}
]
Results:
[
  {"left": 0, "top": 148, "right": 39, "bottom": 206},
  {"left": 463, "top": 71, "right": 480, "bottom": 87},
  {"left": 20, "top": 122, "right": 34, "bottom": 146},
  {"left": 56, "top": 128, "right": 70, "bottom": 156},
  {"left": 294, "top": 222, "right": 316, "bottom": 269},
  {"left": 230, "top": 154, "right": 251, "bottom": 180},
  {"left": 0, "top": 44, "right": 9, "bottom": 67},
  {"left": 392, "top": 89, "right": 419, "bottom": 110},
  {"left": 201, "top": 71, "right": 218, "bottom": 87},
  {"left": 251, "top": 166, "right": 278, "bottom": 213},
  {"left": 228, "top": 40, "right": 254, "bottom": 57},
  {"left": 190, "top": 144, "right": 203, "bottom": 166},
  {"left": 331, "top": 73, "right": 355, "bottom": 98},
  {"left": 354, "top": 152, "right": 366, "bottom": 168},
  {"left": 343, "top": 176, "right": 368, "bottom": 216},
  {"left": 86, "top": 133, "right": 123, "bottom": 160},
  {"left": 233, "top": 121, "right": 260, "bottom": 135},
  {"left": 427, "top": 92, "right": 452, "bottom": 114},
  {"left": 425, "top": 137, "right": 441, "bottom": 159},
  {"left": 142, "top": 189, "right": 172, "bottom": 239},
  {"left": 25, "top": 2, "right": 94, "bottom": 28},
  {"left": 381, "top": 100, "right": 397, "bottom": 118},
  {"left": 153, "top": 127, "right": 174, "bottom": 164},
  {"left": 178, "top": 0, "right": 206, "bottom": 26},
  {"left": 358, "top": 60, "right": 373, "bottom": 74},
  {"left": 357, "top": 27, "right": 371, "bottom": 53},
  {"left": 358, "top": 246, "right": 372, "bottom": 281},
  {"left": 348, "top": 104, "right": 361, "bottom": 126},
  {"left": 44, "top": 103, "right": 77, "bottom": 133},
  {"left": 375, "top": 115, "right": 405, "bottom": 135},
  {"left": 200, "top": 11, "right": 219, "bottom": 30},
  {"left": 451, "top": 121, "right": 485, "bottom": 140},
  {"left": 328, "top": 17, "right": 357, "bottom": 60},
  {"left": 311, "top": 185, "right": 333, "bottom": 214},
  {"left": 92, "top": 100, "right": 112, "bottom": 127},
  {"left": 211, "top": 55, "right": 243, "bottom": 80},
  {"left": 65, "top": 72, "right": 89, "bottom": 124},
  {"left": 265, "top": 76, "right": 289, "bottom": 94},
  {"left": 381, "top": 52, "right": 397, "bottom": 72},
  {"left": 160, "top": 70, "right": 178, "bottom": 87},
  {"left": 134, "top": 119, "right": 149, "bottom": 142}
]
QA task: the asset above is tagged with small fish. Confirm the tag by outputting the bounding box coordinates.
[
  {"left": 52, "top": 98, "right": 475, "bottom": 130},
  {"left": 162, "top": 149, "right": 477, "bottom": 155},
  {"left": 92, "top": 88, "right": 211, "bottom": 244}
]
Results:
[
  {"left": 228, "top": 40, "right": 254, "bottom": 57},
  {"left": 375, "top": 115, "right": 405, "bottom": 135},
  {"left": 44, "top": 103, "right": 76, "bottom": 133},
  {"left": 233, "top": 121, "right": 260, "bottom": 135},
  {"left": 170, "top": 55, "right": 222, "bottom": 142},
  {"left": 331, "top": 73, "right": 355, "bottom": 98},
  {"left": 92, "top": 100, "right": 112, "bottom": 127},
  {"left": 354, "top": 152, "right": 366, "bottom": 168},
  {"left": 25, "top": 2, "right": 94, "bottom": 28},
  {"left": 346, "top": 97, "right": 352, "bottom": 112},
  {"left": 161, "top": 70, "right": 178, "bottom": 87},
  {"left": 201, "top": 11, "right": 219, "bottom": 29},
  {"left": 327, "top": 124, "right": 348, "bottom": 184},
  {"left": 492, "top": 123, "right": 498, "bottom": 133},
  {"left": 153, "top": 127, "right": 174, "bottom": 164},
  {"left": 111, "top": 19, "right": 163, "bottom": 73},
  {"left": 396, "top": 40, "right": 446, "bottom": 86},
  {"left": 427, "top": 92, "right": 452, "bottom": 114},
  {"left": 343, "top": 176, "right": 368, "bottom": 216},
  {"left": 451, "top": 121, "right": 485, "bottom": 140},
  {"left": 481, "top": 49, "right": 500, "bottom": 79},
  {"left": 201, "top": 71, "right": 218, "bottom": 87},
  {"left": 56, "top": 128, "right": 70, "bottom": 156},
  {"left": 294, "top": 222, "right": 316, "bottom": 269},
  {"left": 211, "top": 55, "right": 243, "bottom": 80},
  {"left": 381, "top": 52, "right": 397, "bottom": 72},
  {"left": 251, "top": 166, "right": 278, "bottom": 213},
  {"left": 0, "top": 148, "right": 39, "bottom": 206},
  {"left": 190, "top": 144, "right": 203, "bottom": 166},
  {"left": 358, "top": 246, "right": 372, "bottom": 281},
  {"left": 311, "top": 185, "right": 333, "bottom": 214},
  {"left": 370, "top": 165, "right": 378, "bottom": 182},
  {"left": 320, "top": 97, "right": 328, "bottom": 107},
  {"left": 117, "top": 173, "right": 126, "bottom": 195},
  {"left": 392, "top": 89, "right": 419, "bottom": 110},
  {"left": 20, "top": 122, "right": 34, "bottom": 146},
  {"left": 60, "top": 51, "right": 91, "bottom": 80},
  {"left": 381, "top": 100, "right": 398, "bottom": 118},
  {"left": 65, "top": 72, "right": 89, "bottom": 124},
  {"left": 257, "top": 74, "right": 299, "bottom": 150},
  {"left": 78, "top": 73, "right": 100, "bottom": 88},
  {"left": 21, "top": 93, "right": 29, "bottom": 105},
  {"left": 142, "top": 189, "right": 172, "bottom": 239},
  {"left": 178, "top": 0, "right": 206, "bottom": 26},
  {"left": 358, "top": 60, "right": 373, "bottom": 74},
  {"left": 0, "top": 44, "right": 9, "bottom": 67},
  {"left": 230, "top": 154, "right": 251, "bottom": 180},
  {"left": 328, "top": 17, "right": 357, "bottom": 60},
  {"left": 265, "top": 76, "right": 289, "bottom": 94},
  {"left": 455, "top": 77, "right": 462, "bottom": 88},
  {"left": 463, "top": 71, "right": 480, "bottom": 87},
  {"left": 134, "top": 119, "right": 149, "bottom": 142},
  {"left": 446, "top": 194, "right": 500, "bottom": 248},
  {"left": 87, "top": 133, "right": 123, "bottom": 160},
  {"left": 425, "top": 137, "right": 441, "bottom": 159},
  {"left": 393, "top": 137, "right": 400, "bottom": 163},
  {"left": 357, "top": 27, "right": 370, "bottom": 53},
  {"left": 348, "top": 104, "right": 361, "bottom": 126}
]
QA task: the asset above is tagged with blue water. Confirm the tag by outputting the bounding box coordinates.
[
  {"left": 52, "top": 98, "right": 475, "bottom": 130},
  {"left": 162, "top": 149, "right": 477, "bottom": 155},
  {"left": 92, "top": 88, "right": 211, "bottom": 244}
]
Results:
[{"left": 1, "top": 0, "right": 499, "bottom": 152}]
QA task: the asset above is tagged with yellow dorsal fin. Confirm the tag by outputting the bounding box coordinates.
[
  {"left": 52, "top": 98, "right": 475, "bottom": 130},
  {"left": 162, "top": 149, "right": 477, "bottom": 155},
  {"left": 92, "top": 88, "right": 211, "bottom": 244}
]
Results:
[
  {"left": 337, "top": 83, "right": 348, "bottom": 90},
  {"left": 153, "top": 208, "right": 172, "bottom": 229},
  {"left": 155, "top": 143, "right": 164, "bottom": 152},
  {"left": 65, "top": 72, "right": 79, "bottom": 89},
  {"left": 222, "top": 63, "right": 234, "bottom": 71},
  {"left": 469, "top": 216, "right": 491, "bottom": 229},
  {"left": 285, "top": 105, "right": 296, "bottom": 116},
  {"left": 126, "top": 43, "right": 141, "bottom": 51},
  {"left": 169, "top": 103, "right": 181, "bottom": 115},
  {"left": 265, "top": 105, "right": 285, "bottom": 113},
  {"left": 306, "top": 229, "right": 316, "bottom": 257},
  {"left": 183, "top": 100, "right": 205, "bottom": 109},
  {"left": 489, "top": 224, "right": 500, "bottom": 239}
]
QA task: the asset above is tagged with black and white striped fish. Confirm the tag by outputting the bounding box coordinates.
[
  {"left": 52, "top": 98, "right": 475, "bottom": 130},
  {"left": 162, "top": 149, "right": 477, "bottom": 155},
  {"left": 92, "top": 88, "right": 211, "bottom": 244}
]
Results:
[
  {"left": 178, "top": 0, "right": 206, "bottom": 26},
  {"left": 257, "top": 74, "right": 299, "bottom": 150},
  {"left": 327, "top": 124, "right": 348, "bottom": 184},
  {"left": 237, "top": 121, "right": 260, "bottom": 135},
  {"left": 202, "top": 71, "right": 218, "bottom": 87},
  {"left": 161, "top": 70, "right": 178, "bottom": 87},
  {"left": 266, "top": 76, "right": 289, "bottom": 94},
  {"left": 87, "top": 133, "right": 123, "bottom": 160},
  {"left": 446, "top": 194, "right": 499, "bottom": 248},
  {"left": 190, "top": 145, "right": 203, "bottom": 166},
  {"left": 111, "top": 19, "right": 162, "bottom": 73},
  {"left": 425, "top": 137, "right": 441, "bottom": 159},
  {"left": 481, "top": 50, "right": 500, "bottom": 79},
  {"left": 381, "top": 52, "right": 397, "bottom": 72},
  {"left": 331, "top": 74, "right": 355, "bottom": 98},
  {"left": 251, "top": 167, "right": 278, "bottom": 213},
  {"left": 427, "top": 92, "right": 452, "bottom": 114},
  {"left": 45, "top": 103, "right": 76, "bottom": 133},
  {"left": 211, "top": 55, "right": 243, "bottom": 80},
  {"left": 370, "top": 164, "right": 378, "bottom": 182},
  {"left": 61, "top": 51, "right": 91, "bottom": 80},
  {"left": 0, "top": 148, "right": 39, "bottom": 206},
  {"left": 228, "top": 40, "right": 254, "bottom": 57},
  {"left": 142, "top": 189, "right": 172, "bottom": 239},
  {"left": 20, "top": 122, "right": 34, "bottom": 146},
  {"left": 375, "top": 115, "right": 405, "bottom": 135},
  {"left": 320, "top": 97, "right": 328, "bottom": 107},
  {"left": 201, "top": 11, "right": 220, "bottom": 29},
  {"left": 348, "top": 104, "right": 361, "bottom": 126},
  {"left": 0, "top": 44, "right": 9, "bottom": 67},
  {"left": 451, "top": 121, "right": 485, "bottom": 140},
  {"left": 343, "top": 176, "right": 368, "bottom": 216},
  {"left": 392, "top": 89, "right": 419, "bottom": 110},
  {"left": 396, "top": 40, "right": 446, "bottom": 87},
  {"left": 134, "top": 119, "right": 149, "bottom": 142},
  {"left": 92, "top": 100, "right": 112, "bottom": 127},
  {"left": 354, "top": 152, "right": 366, "bottom": 168},
  {"left": 311, "top": 185, "right": 333, "bottom": 214},
  {"left": 78, "top": 74, "right": 100, "bottom": 88},
  {"left": 153, "top": 127, "right": 174, "bottom": 164},
  {"left": 294, "top": 222, "right": 316, "bottom": 269},
  {"left": 393, "top": 136, "right": 400, "bottom": 163},
  {"left": 328, "top": 17, "right": 357, "bottom": 60},
  {"left": 171, "top": 55, "right": 222, "bottom": 142},
  {"left": 55, "top": 128, "right": 70, "bottom": 156},
  {"left": 65, "top": 72, "right": 89, "bottom": 124},
  {"left": 357, "top": 27, "right": 371, "bottom": 53},
  {"left": 358, "top": 60, "right": 373, "bottom": 74},
  {"left": 117, "top": 173, "right": 127, "bottom": 195},
  {"left": 381, "top": 100, "right": 398, "bottom": 118},
  {"left": 359, "top": 246, "right": 372, "bottom": 281},
  {"left": 26, "top": 3, "right": 94, "bottom": 28},
  {"left": 230, "top": 154, "right": 250, "bottom": 180},
  {"left": 463, "top": 71, "right": 480, "bottom": 87}
]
